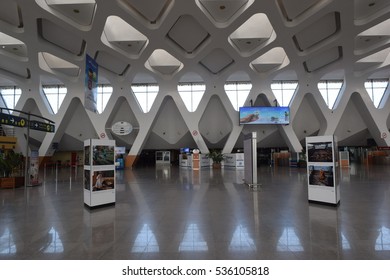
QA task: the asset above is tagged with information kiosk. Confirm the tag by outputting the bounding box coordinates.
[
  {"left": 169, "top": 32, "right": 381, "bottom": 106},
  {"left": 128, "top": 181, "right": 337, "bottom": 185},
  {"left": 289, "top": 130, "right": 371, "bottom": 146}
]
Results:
[
  {"left": 84, "top": 139, "right": 116, "bottom": 208},
  {"left": 306, "top": 135, "right": 340, "bottom": 205}
]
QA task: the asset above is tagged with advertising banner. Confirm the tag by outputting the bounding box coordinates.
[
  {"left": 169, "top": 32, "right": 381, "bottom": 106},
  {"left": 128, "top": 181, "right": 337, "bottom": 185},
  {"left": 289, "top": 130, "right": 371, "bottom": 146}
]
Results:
[{"left": 85, "top": 54, "right": 98, "bottom": 113}]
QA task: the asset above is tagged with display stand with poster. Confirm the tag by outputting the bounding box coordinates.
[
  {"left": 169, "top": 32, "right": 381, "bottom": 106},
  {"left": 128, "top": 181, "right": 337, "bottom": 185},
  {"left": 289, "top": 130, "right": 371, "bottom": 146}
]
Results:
[
  {"left": 306, "top": 135, "right": 340, "bottom": 205},
  {"left": 84, "top": 139, "right": 116, "bottom": 208}
]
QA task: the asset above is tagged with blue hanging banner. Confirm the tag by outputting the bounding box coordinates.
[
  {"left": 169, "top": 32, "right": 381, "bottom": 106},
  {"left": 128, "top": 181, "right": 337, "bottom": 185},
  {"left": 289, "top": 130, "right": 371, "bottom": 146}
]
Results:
[{"left": 84, "top": 54, "right": 98, "bottom": 113}]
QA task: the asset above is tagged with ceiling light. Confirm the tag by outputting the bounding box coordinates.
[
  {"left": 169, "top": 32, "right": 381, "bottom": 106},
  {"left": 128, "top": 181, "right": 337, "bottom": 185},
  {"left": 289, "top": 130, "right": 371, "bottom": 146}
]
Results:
[
  {"left": 219, "top": 5, "right": 226, "bottom": 10},
  {"left": 368, "top": 2, "right": 376, "bottom": 7},
  {"left": 73, "top": 9, "right": 80, "bottom": 13}
]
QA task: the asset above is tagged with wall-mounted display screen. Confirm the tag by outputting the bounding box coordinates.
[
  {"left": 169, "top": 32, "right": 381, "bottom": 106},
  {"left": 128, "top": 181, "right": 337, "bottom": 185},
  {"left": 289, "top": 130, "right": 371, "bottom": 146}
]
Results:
[{"left": 239, "top": 106, "right": 290, "bottom": 125}]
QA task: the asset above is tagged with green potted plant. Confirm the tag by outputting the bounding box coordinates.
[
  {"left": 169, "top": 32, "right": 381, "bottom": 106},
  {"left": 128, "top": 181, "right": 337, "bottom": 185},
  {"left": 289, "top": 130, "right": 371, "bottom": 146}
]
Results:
[
  {"left": 207, "top": 149, "right": 225, "bottom": 169},
  {"left": 0, "top": 150, "right": 24, "bottom": 188}
]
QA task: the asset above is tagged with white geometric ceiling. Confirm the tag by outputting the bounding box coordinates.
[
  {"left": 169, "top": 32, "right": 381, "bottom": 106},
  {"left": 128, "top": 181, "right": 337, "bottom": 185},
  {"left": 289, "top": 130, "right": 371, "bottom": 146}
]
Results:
[
  {"left": 0, "top": 0, "right": 386, "bottom": 81},
  {"left": 0, "top": 0, "right": 389, "bottom": 158}
]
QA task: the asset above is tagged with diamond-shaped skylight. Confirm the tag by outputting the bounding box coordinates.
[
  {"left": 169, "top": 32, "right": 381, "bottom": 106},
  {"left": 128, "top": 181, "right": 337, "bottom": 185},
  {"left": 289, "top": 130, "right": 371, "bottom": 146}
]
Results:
[
  {"left": 167, "top": 15, "right": 209, "bottom": 54},
  {"left": 251, "top": 47, "right": 289, "bottom": 73},
  {"left": 293, "top": 12, "right": 340, "bottom": 51},
  {"left": 355, "top": 47, "right": 390, "bottom": 73},
  {"left": 102, "top": 16, "right": 148, "bottom": 57},
  {"left": 119, "top": 0, "right": 172, "bottom": 24},
  {"left": 37, "top": 18, "right": 86, "bottom": 56},
  {"left": 0, "top": 0, "right": 22, "bottom": 28},
  {"left": 230, "top": 13, "right": 275, "bottom": 54},
  {"left": 199, "top": 48, "right": 234, "bottom": 74},
  {"left": 95, "top": 51, "right": 130, "bottom": 76},
  {"left": 355, "top": 18, "right": 390, "bottom": 53},
  {"left": 44, "top": 0, "right": 96, "bottom": 26},
  {"left": 146, "top": 49, "right": 182, "bottom": 75},
  {"left": 198, "top": 0, "right": 250, "bottom": 24},
  {"left": 0, "top": 32, "right": 27, "bottom": 58},
  {"left": 38, "top": 52, "right": 80, "bottom": 77}
]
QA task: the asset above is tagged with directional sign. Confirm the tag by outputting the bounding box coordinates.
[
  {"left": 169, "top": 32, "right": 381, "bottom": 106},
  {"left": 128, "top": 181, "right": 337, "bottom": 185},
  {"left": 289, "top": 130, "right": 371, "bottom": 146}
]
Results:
[
  {"left": 0, "top": 113, "right": 27, "bottom": 127},
  {"left": 29, "top": 120, "right": 55, "bottom": 133}
]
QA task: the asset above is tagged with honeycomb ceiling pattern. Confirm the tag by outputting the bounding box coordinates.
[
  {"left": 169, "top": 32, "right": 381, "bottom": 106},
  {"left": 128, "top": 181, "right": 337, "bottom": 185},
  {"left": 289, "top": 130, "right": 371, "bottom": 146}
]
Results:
[{"left": 0, "top": 0, "right": 390, "bottom": 158}]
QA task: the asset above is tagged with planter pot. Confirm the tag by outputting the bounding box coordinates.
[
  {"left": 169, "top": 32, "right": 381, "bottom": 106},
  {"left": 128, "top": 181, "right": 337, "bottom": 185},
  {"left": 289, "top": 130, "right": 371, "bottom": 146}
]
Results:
[
  {"left": 212, "top": 162, "right": 222, "bottom": 169},
  {"left": 0, "top": 177, "right": 25, "bottom": 189}
]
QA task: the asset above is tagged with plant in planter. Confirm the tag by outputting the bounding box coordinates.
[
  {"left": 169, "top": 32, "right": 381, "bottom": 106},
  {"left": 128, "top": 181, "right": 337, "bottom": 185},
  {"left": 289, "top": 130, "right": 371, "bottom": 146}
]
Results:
[
  {"left": 0, "top": 150, "right": 24, "bottom": 188},
  {"left": 207, "top": 149, "right": 225, "bottom": 169}
]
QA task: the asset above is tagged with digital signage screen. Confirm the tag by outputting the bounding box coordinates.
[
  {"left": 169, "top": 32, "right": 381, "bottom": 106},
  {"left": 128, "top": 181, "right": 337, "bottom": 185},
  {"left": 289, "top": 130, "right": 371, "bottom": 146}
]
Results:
[{"left": 239, "top": 106, "right": 290, "bottom": 125}]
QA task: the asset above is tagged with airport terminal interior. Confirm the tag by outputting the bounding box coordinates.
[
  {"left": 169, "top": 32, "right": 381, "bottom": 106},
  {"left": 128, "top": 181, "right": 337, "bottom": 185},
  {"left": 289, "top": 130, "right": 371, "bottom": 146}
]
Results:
[{"left": 1, "top": 0, "right": 390, "bottom": 260}]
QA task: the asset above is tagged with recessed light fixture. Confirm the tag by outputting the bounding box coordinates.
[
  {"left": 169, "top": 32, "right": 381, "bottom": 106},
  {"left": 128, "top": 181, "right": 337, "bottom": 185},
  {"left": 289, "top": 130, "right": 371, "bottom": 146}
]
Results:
[
  {"left": 368, "top": 2, "right": 375, "bottom": 7},
  {"left": 73, "top": 9, "right": 80, "bottom": 13},
  {"left": 219, "top": 5, "right": 226, "bottom": 10}
]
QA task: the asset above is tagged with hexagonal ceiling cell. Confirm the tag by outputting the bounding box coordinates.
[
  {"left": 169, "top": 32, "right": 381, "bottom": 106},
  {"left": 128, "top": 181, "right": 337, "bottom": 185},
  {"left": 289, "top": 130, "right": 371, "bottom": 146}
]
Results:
[
  {"left": 95, "top": 51, "right": 130, "bottom": 76},
  {"left": 355, "top": 18, "right": 390, "bottom": 54},
  {"left": 146, "top": 49, "right": 182, "bottom": 76},
  {"left": 38, "top": 52, "right": 80, "bottom": 77},
  {"left": 167, "top": 15, "right": 210, "bottom": 54},
  {"left": 44, "top": 0, "right": 96, "bottom": 26},
  {"left": 277, "top": 0, "right": 326, "bottom": 21},
  {"left": 0, "top": 32, "right": 27, "bottom": 59},
  {"left": 303, "top": 46, "right": 342, "bottom": 73},
  {"left": 37, "top": 18, "right": 86, "bottom": 56},
  {"left": 197, "top": 0, "right": 251, "bottom": 24},
  {"left": 354, "top": 0, "right": 390, "bottom": 21},
  {"left": 199, "top": 48, "right": 234, "bottom": 74},
  {"left": 230, "top": 13, "right": 275, "bottom": 54},
  {"left": 0, "top": 0, "right": 22, "bottom": 28},
  {"left": 118, "top": 0, "right": 173, "bottom": 25},
  {"left": 102, "top": 16, "right": 148, "bottom": 57},
  {"left": 251, "top": 47, "right": 289, "bottom": 74},
  {"left": 293, "top": 12, "right": 340, "bottom": 52}
]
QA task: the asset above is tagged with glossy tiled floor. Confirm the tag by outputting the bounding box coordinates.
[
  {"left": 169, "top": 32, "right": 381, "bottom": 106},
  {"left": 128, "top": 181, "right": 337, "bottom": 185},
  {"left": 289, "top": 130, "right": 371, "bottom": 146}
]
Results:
[{"left": 0, "top": 163, "right": 389, "bottom": 260}]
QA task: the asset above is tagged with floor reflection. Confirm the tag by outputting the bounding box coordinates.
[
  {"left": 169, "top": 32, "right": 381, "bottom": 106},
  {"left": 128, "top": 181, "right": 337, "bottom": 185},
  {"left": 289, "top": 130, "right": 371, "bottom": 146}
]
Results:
[
  {"left": 41, "top": 227, "right": 64, "bottom": 254},
  {"left": 229, "top": 225, "right": 256, "bottom": 252},
  {"left": 0, "top": 228, "right": 16, "bottom": 255},
  {"left": 277, "top": 227, "right": 303, "bottom": 252},
  {"left": 375, "top": 226, "right": 390, "bottom": 251},
  {"left": 179, "top": 224, "right": 208, "bottom": 252},
  {"left": 132, "top": 224, "right": 159, "bottom": 253}
]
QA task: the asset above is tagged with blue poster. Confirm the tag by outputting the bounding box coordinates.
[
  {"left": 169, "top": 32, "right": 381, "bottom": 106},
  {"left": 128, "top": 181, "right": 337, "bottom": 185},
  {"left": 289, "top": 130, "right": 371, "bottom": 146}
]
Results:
[{"left": 85, "top": 54, "right": 98, "bottom": 113}]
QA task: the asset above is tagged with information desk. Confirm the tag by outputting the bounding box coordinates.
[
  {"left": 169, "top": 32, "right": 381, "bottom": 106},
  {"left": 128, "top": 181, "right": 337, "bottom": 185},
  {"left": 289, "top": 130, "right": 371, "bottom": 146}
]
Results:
[
  {"left": 223, "top": 153, "right": 244, "bottom": 169},
  {"left": 179, "top": 154, "right": 211, "bottom": 168}
]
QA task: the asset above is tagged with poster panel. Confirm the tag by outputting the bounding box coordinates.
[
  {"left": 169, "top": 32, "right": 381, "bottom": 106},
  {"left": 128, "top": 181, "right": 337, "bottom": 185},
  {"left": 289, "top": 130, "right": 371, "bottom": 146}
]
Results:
[
  {"left": 308, "top": 165, "right": 334, "bottom": 187},
  {"left": 91, "top": 170, "right": 115, "bottom": 192},
  {"left": 307, "top": 141, "right": 333, "bottom": 162},
  {"left": 92, "top": 145, "right": 115, "bottom": 165},
  {"left": 84, "top": 54, "right": 98, "bottom": 113}
]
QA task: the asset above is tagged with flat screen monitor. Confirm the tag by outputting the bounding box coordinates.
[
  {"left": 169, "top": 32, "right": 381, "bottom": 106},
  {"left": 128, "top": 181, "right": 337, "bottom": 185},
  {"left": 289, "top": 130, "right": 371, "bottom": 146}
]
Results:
[{"left": 239, "top": 106, "right": 290, "bottom": 125}]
